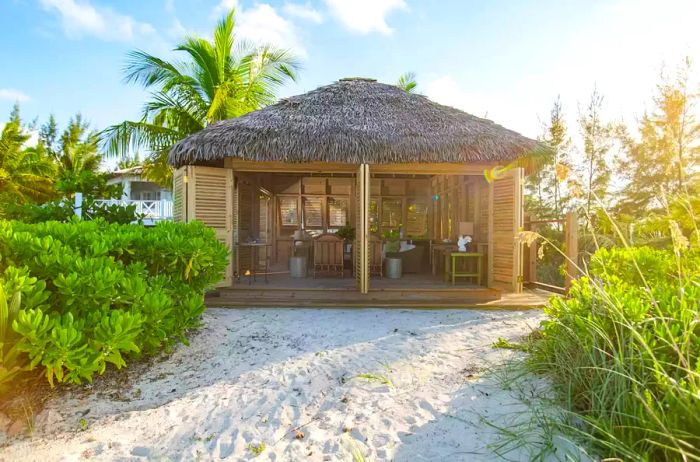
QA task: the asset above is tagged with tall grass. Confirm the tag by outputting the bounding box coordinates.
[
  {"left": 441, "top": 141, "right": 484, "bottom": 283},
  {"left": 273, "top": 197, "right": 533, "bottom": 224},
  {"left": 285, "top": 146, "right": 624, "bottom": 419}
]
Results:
[{"left": 524, "top": 209, "right": 700, "bottom": 461}]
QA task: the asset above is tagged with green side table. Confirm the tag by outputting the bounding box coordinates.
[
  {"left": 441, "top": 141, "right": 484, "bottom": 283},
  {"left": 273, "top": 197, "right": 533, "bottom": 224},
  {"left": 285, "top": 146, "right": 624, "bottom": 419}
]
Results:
[{"left": 445, "top": 252, "right": 483, "bottom": 286}]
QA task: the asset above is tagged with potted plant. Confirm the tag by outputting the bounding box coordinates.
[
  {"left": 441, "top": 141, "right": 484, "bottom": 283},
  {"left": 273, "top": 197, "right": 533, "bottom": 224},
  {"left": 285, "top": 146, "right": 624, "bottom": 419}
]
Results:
[
  {"left": 335, "top": 224, "right": 355, "bottom": 253},
  {"left": 382, "top": 228, "right": 401, "bottom": 253}
]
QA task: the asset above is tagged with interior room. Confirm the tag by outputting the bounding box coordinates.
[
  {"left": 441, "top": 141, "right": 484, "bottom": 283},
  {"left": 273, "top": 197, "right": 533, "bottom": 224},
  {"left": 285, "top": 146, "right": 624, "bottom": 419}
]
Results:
[{"left": 231, "top": 171, "right": 492, "bottom": 291}]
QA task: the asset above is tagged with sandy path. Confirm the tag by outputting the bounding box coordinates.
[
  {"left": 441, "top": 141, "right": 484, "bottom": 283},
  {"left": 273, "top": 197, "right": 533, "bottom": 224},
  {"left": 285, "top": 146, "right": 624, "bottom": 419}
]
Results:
[{"left": 2, "top": 308, "right": 554, "bottom": 461}]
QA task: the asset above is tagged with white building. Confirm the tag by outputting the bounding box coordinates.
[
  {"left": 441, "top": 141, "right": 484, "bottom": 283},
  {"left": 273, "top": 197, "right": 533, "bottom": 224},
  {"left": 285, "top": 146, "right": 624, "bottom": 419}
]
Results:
[{"left": 96, "top": 166, "right": 173, "bottom": 223}]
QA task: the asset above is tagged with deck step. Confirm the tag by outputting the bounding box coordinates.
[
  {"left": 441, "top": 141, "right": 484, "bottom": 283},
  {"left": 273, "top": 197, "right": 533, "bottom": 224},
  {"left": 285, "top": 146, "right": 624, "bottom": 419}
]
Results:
[{"left": 205, "top": 287, "right": 516, "bottom": 308}]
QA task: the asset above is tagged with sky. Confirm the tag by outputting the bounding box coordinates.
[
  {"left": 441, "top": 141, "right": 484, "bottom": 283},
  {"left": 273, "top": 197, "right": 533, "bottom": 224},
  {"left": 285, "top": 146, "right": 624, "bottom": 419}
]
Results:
[{"left": 1, "top": 0, "right": 699, "bottom": 150}]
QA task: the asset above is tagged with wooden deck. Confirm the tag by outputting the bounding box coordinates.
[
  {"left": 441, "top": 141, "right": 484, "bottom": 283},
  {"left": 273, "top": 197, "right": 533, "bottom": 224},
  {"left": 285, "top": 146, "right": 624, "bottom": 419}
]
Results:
[
  {"left": 228, "top": 272, "right": 484, "bottom": 290},
  {"left": 206, "top": 273, "right": 553, "bottom": 308}
]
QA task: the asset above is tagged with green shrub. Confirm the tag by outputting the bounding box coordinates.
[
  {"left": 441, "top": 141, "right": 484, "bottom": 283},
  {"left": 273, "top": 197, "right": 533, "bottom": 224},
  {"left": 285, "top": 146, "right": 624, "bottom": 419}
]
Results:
[
  {"left": 529, "top": 244, "right": 700, "bottom": 461},
  {"left": 1, "top": 198, "right": 142, "bottom": 225},
  {"left": 0, "top": 219, "right": 228, "bottom": 391}
]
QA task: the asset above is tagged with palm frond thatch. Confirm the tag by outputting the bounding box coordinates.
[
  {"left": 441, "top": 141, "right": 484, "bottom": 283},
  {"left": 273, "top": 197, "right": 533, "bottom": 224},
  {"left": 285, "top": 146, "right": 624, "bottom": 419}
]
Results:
[{"left": 169, "top": 78, "right": 544, "bottom": 167}]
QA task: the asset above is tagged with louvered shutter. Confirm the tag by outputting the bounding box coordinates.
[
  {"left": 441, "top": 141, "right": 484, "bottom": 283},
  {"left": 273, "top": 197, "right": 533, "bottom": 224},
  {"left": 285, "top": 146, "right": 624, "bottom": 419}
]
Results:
[
  {"left": 488, "top": 167, "right": 524, "bottom": 292},
  {"left": 172, "top": 166, "right": 187, "bottom": 223},
  {"left": 186, "top": 166, "right": 234, "bottom": 288},
  {"left": 355, "top": 164, "right": 369, "bottom": 293}
]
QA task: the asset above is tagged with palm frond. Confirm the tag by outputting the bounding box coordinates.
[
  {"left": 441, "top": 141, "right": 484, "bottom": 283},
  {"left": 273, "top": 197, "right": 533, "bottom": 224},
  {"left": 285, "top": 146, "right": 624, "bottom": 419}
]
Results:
[
  {"left": 141, "top": 150, "right": 174, "bottom": 187},
  {"left": 109, "top": 7, "right": 298, "bottom": 166},
  {"left": 397, "top": 72, "right": 418, "bottom": 93},
  {"left": 100, "top": 121, "right": 182, "bottom": 159},
  {"left": 124, "top": 50, "right": 186, "bottom": 89},
  {"left": 175, "top": 37, "right": 219, "bottom": 100},
  {"left": 214, "top": 9, "right": 236, "bottom": 80}
]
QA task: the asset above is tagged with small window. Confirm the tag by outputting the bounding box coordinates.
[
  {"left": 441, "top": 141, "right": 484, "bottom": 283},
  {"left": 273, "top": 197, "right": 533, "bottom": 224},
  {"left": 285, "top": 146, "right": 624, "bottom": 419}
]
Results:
[
  {"left": 303, "top": 197, "right": 323, "bottom": 228},
  {"left": 406, "top": 199, "right": 428, "bottom": 237},
  {"left": 369, "top": 199, "right": 379, "bottom": 233},
  {"left": 381, "top": 198, "right": 402, "bottom": 230},
  {"left": 279, "top": 197, "right": 298, "bottom": 226},
  {"left": 328, "top": 197, "right": 348, "bottom": 228}
]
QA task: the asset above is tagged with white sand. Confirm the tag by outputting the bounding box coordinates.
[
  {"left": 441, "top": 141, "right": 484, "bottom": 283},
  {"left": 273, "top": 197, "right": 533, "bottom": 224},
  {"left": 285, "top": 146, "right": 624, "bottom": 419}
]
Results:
[{"left": 2, "top": 308, "right": 577, "bottom": 461}]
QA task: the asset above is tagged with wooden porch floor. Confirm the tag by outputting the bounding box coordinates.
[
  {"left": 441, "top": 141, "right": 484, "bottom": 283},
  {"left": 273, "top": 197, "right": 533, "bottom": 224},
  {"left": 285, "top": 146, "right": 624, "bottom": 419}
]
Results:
[
  {"left": 229, "top": 272, "right": 484, "bottom": 290},
  {"left": 206, "top": 273, "right": 553, "bottom": 308}
]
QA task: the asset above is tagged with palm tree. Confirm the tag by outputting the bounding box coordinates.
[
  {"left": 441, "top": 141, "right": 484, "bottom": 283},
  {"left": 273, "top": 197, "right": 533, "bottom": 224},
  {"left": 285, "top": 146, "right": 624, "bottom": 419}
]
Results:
[
  {"left": 54, "top": 115, "right": 102, "bottom": 176},
  {"left": 102, "top": 8, "right": 300, "bottom": 185},
  {"left": 396, "top": 72, "right": 418, "bottom": 93},
  {"left": 39, "top": 113, "right": 106, "bottom": 197},
  {"left": 0, "top": 106, "right": 55, "bottom": 204}
]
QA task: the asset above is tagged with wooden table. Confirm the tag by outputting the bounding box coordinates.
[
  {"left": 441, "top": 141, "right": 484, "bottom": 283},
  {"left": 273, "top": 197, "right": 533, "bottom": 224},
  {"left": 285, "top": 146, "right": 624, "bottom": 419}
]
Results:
[
  {"left": 236, "top": 242, "right": 271, "bottom": 284},
  {"left": 445, "top": 252, "right": 483, "bottom": 286},
  {"left": 431, "top": 243, "right": 456, "bottom": 275}
]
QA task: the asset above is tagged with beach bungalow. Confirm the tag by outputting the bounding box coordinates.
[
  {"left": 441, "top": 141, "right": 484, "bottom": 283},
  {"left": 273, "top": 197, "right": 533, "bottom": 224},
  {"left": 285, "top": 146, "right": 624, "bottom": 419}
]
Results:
[
  {"left": 168, "top": 78, "right": 544, "bottom": 307},
  {"left": 95, "top": 165, "right": 173, "bottom": 224}
]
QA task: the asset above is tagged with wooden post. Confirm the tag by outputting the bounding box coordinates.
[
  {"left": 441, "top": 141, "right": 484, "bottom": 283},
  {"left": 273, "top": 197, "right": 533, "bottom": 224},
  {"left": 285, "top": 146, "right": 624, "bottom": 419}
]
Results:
[
  {"left": 564, "top": 212, "right": 579, "bottom": 292},
  {"left": 524, "top": 215, "right": 537, "bottom": 286},
  {"left": 74, "top": 192, "right": 83, "bottom": 218}
]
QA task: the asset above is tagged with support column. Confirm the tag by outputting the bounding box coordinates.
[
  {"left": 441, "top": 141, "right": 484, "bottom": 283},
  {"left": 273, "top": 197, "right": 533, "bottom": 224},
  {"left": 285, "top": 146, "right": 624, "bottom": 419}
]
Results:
[
  {"left": 122, "top": 179, "right": 131, "bottom": 200},
  {"left": 355, "top": 164, "right": 370, "bottom": 294},
  {"left": 564, "top": 212, "right": 579, "bottom": 292}
]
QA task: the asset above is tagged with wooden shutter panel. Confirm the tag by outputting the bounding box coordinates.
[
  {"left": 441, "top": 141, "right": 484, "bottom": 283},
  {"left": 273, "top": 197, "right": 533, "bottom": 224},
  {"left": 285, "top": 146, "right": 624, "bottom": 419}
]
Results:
[
  {"left": 355, "top": 164, "right": 369, "bottom": 293},
  {"left": 328, "top": 197, "right": 348, "bottom": 228},
  {"left": 172, "top": 166, "right": 187, "bottom": 223},
  {"left": 488, "top": 167, "right": 524, "bottom": 292},
  {"left": 187, "top": 166, "right": 234, "bottom": 288}
]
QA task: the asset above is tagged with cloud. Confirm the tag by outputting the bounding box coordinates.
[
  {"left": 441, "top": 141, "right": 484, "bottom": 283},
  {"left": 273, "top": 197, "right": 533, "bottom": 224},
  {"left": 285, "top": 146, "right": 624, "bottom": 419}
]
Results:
[
  {"left": 424, "top": 75, "right": 538, "bottom": 137},
  {"left": 213, "top": 0, "right": 238, "bottom": 16},
  {"left": 425, "top": 76, "right": 490, "bottom": 117},
  {"left": 167, "top": 17, "right": 188, "bottom": 39},
  {"left": 0, "top": 89, "right": 31, "bottom": 102},
  {"left": 213, "top": 0, "right": 307, "bottom": 57},
  {"left": 39, "top": 0, "right": 157, "bottom": 42},
  {"left": 324, "top": 0, "right": 406, "bottom": 35},
  {"left": 283, "top": 2, "right": 323, "bottom": 23}
]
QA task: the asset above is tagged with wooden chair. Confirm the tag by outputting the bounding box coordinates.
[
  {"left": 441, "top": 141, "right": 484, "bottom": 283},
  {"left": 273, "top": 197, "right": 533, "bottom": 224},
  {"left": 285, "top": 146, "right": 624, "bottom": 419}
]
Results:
[
  {"left": 369, "top": 234, "right": 383, "bottom": 278},
  {"left": 313, "top": 233, "right": 344, "bottom": 278}
]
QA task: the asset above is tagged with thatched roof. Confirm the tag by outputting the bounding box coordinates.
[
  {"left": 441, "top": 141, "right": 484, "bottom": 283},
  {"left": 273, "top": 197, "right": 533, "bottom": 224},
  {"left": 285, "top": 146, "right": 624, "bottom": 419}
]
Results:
[{"left": 169, "top": 78, "right": 543, "bottom": 167}]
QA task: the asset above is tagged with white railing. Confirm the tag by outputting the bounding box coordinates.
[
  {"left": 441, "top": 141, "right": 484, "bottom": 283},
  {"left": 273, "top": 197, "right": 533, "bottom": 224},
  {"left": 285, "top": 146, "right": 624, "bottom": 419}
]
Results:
[{"left": 93, "top": 199, "right": 173, "bottom": 221}]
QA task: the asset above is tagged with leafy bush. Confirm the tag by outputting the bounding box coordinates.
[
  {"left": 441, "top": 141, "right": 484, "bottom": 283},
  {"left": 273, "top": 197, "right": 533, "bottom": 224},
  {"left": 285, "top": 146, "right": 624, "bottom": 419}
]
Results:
[
  {"left": 1, "top": 198, "right": 141, "bottom": 225},
  {"left": 529, "top": 243, "right": 700, "bottom": 460},
  {"left": 0, "top": 219, "right": 228, "bottom": 391}
]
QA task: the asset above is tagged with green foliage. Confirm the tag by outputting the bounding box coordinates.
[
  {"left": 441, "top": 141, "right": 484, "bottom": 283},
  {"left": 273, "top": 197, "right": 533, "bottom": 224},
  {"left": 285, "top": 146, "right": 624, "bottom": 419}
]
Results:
[
  {"left": 534, "top": 224, "right": 566, "bottom": 287},
  {"left": 0, "top": 266, "right": 49, "bottom": 392},
  {"left": 43, "top": 114, "right": 112, "bottom": 198},
  {"left": 529, "top": 244, "right": 700, "bottom": 461},
  {"left": 2, "top": 197, "right": 140, "bottom": 225},
  {"left": 0, "top": 107, "right": 124, "bottom": 218},
  {"left": 354, "top": 372, "right": 395, "bottom": 389},
  {"left": 396, "top": 72, "right": 418, "bottom": 93},
  {"left": 335, "top": 224, "right": 355, "bottom": 241},
  {"left": 101, "top": 7, "right": 300, "bottom": 186},
  {"left": 578, "top": 88, "right": 619, "bottom": 218},
  {"left": 526, "top": 97, "right": 572, "bottom": 220},
  {"left": 248, "top": 442, "right": 266, "bottom": 456},
  {"left": 0, "top": 219, "right": 227, "bottom": 391},
  {"left": 382, "top": 228, "right": 401, "bottom": 253},
  {"left": 0, "top": 105, "right": 56, "bottom": 204},
  {"left": 617, "top": 59, "right": 700, "bottom": 215},
  {"left": 492, "top": 337, "right": 527, "bottom": 351}
]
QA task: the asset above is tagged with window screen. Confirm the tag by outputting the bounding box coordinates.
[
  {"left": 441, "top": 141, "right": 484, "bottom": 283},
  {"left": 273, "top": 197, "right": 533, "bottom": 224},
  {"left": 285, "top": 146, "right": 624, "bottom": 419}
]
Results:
[
  {"left": 303, "top": 197, "right": 323, "bottom": 228},
  {"left": 328, "top": 197, "right": 348, "bottom": 228},
  {"left": 381, "top": 198, "right": 402, "bottom": 229},
  {"left": 405, "top": 200, "right": 428, "bottom": 237},
  {"left": 369, "top": 199, "right": 379, "bottom": 233},
  {"left": 279, "top": 197, "right": 298, "bottom": 226}
]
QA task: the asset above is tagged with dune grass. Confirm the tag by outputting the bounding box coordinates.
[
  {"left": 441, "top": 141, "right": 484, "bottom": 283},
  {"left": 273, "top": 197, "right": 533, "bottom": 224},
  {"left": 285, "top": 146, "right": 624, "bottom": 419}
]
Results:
[{"left": 516, "top": 207, "right": 700, "bottom": 461}]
